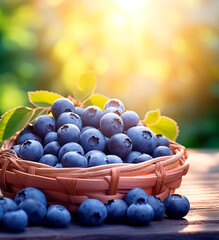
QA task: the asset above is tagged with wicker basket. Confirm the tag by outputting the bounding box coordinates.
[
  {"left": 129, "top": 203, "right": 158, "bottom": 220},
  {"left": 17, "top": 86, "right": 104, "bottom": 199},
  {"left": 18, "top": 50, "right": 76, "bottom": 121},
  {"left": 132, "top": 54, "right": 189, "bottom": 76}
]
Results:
[{"left": 0, "top": 136, "right": 189, "bottom": 212}]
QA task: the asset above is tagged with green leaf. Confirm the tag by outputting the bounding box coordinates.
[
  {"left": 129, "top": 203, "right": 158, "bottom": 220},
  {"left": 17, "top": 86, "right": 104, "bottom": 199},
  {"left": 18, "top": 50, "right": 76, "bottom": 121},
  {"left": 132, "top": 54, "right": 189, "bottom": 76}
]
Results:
[
  {"left": 84, "top": 93, "right": 109, "bottom": 111},
  {"left": 144, "top": 109, "right": 161, "bottom": 125},
  {"left": 148, "top": 116, "right": 179, "bottom": 141},
  {"left": 28, "top": 91, "right": 64, "bottom": 107},
  {"left": 0, "top": 107, "right": 33, "bottom": 142},
  {"left": 73, "top": 72, "right": 96, "bottom": 102}
]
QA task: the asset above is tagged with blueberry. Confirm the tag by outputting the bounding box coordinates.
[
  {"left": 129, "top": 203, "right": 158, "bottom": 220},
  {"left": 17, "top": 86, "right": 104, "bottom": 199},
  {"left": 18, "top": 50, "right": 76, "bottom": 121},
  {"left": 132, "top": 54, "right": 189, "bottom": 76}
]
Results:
[
  {"left": 18, "top": 140, "right": 44, "bottom": 162},
  {"left": 10, "top": 145, "right": 20, "bottom": 155},
  {"left": 103, "top": 107, "right": 122, "bottom": 115},
  {"left": 58, "top": 142, "right": 84, "bottom": 161},
  {"left": 3, "top": 209, "right": 28, "bottom": 232},
  {"left": 46, "top": 205, "right": 71, "bottom": 228},
  {"left": 62, "top": 151, "right": 87, "bottom": 168},
  {"left": 99, "top": 113, "right": 124, "bottom": 138},
  {"left": 57, "top": 124, "right": 80, "bottom": 145},
  {"left": 17, "top": 125, "right": 33, "bottom": 139},
  {"left": 18, "top": 198, "right": 47, "bottom": 223},
  {"left": 124, "top": 151, "right": 142, "bottom": 163},
  {"left": 39, "top": 154, "right": 58, "bottom": 167},
  {"left": 127, "top": 200, "right": 154, "bottom": 225},
  {"left": 85, "top": 151, "right": 107, "bottom": 167},
  {"left": 124, "top": 188, "right": 148, "bottom": 206},
  {"left": 75, "top": 107, "right": 84, "bottom": 117},
  {"left": 104, "top": 99, "right": 125, "bottom": 112},
  {"left": 57, "top": 112, "right": 82, "bottom": 130},
  {"left": 147, "top": 196, "right": 165, "bottom": 220},
  {"left": 133, "top": 153, "right": 153, "bottom": 164},
  {"left": 51, "top": 98, "right": 75, "bottom": 119},
  {"left": 81, "top": 126, "right": 96, "bottom": 134},
  {"left": 44, "top": 141, "right": 61, "bottom": 156},
  {"left": 106, "top": 155, "right": 123, "bottom": 164},
  {"left": 163, "top": 194, "right": 190, "bottom": 219},
  {"left": 44, "top": 132, "right": 58, "bottom": 145},
  {"left": 18, "top": 132, "right": 42, "bottom": 145},
  {"left": 120, "top": 111, "right": 139, "bottom": 131},
  {"left": 81, "top": 106, "right": 103, "bottom": 128},
  {"left": 85, "top": 150, "right": 106, "bottom": 159},
  {"left": 152, "top": 146, "right": 173, "bottom": 158},
  {"left": 78, "top": 199, "right": 107, "bottom": 226},
  {"left": 126, "top": 126, "right": 157, "bottom": 154},
  {"left": 106, "top": 199, "right": 127, "bottom": 223},
  {"left": 108, "top": 133, "right": 132, "bottom": 158},
  {"left": 33, "top": 115, "right": 56, "bottom": 138},
  {"left": 55, "top": 163, "right": 62, "bottom": 168},
  {"left": 15, "top": 187, "right": 47, "bottom": 207},
  {"left": 80, "top": 128, "right": 106, "bottom": 153},
  {"left": 156, "top": 134, "right": 170, "bottom": 147},
  {"left": 0, "top": 197, "right": 17, "bottom": 215}
]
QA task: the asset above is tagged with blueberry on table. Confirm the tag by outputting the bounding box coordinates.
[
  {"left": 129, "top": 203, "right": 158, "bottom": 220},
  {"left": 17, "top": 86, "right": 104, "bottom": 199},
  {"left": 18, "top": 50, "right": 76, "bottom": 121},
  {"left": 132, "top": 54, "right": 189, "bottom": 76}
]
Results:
[
  {"left": 156, "top": 134, "right": 170, "bottom": 147},
  {"left": 127, "top": 126, "right": 157, "bottom": 154},
  {"left": 126, "top": 200, "right": 154, "bottom": 225},
  {"left": 39, "top": 154, "right": 58, "bottom": 167},
  {"left": 46, "top": 205, "right": 71, "bottom": 228},
  {"left": 81, "top": 106, "right": 103, "bottom": 128},
  {"left": 104, "top": 98, "right": 125, "bottom": 112},
  {"left": 51, "top": 98, "right": 75, "bottom": 119},
  {"left": 15, "top": 187, "right": 47, "bottom": 207},
  {"left": 62, "top": 151, "right": 87, "bottom": 168},
  {"left": 44, "top": 132, "right": 58, "bottom": 145},
  {"left": 99, "top": 113, "right": 124, "bottom": 138},
  {"left": 58, "top": 142, "right": 84, "bottom": 161},
  {"left": 3, "top": 209, "right": 28, "bottom": 232},
  {"left": 147, "top": 195, "right": 165, "bottom": 220},
  {"left": 33, "top": 115, "right": 56, "bottom": 138},
  {"left": 18, "top": 140, "right": 44, "bottom": 162},
  {"left": 106, "top": 155, "right": 123, "bottom": 164},
  {"left": 57, "top": 124, "right": 80, "bottom": 145},
  {"left": 79, "top": 128, "right": 106, "bottom": 153},
  {"left": 57, "top": 112, "right": 82, "bottom": 130},
  {"left": 124, "top": 188, "right": 148, "bottom": 206},
  {"left": 44, "top": 141, "right": 61, "bottom": 156},
  {"left": 163, "top": 194, "right": 190, "bottom": 219},
  {"left": 78, "top": 199, "right": 107, "bottom": 226},
  {"left": 108, "top": 133, "right": 132, "bottom": 158},
  {"left": 106, "top": 199, "right": 128, "bottom": 223},
  {"left": 18, "top": 198, "right": 47, "bottom": 224},
  {"left": 0, "top": 197, "right": 17, "bottom": 215},
  {"left": 133, "top": 153, "right": 153, "bottom": 163},
  {"left": 152, "top": 146, "right": 173, "bottom": 158},
  {"left": 120, "top": 110, "right": 139, "bottom": 131}
]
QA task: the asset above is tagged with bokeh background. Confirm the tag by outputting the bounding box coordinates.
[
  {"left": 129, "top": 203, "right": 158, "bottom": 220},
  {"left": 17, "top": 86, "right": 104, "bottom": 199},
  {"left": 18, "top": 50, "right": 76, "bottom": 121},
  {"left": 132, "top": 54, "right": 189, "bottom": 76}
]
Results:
[{"left": 0, "top": 0, "right": 219, "bottom": 148}]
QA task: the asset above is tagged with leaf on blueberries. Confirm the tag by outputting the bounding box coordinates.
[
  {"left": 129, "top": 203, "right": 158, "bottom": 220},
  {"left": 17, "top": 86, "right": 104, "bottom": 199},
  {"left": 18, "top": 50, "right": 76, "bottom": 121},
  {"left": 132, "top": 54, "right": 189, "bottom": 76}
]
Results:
[
  {"left": 0, "top": 106, "right": 33, "bottom": 142},
  {"left": 144, "top": 109, "right": 161, "bottom": 125},
  {"left": 148, "top": 116, "right": 179, "bottom": 141},
  {"left": 73, "top": 71, "right": 96, "bottom": 102},
  {"left": 28, "top": 91, "right": 64, "bottom": 107},
  {"left": 83, "top": 93, "right": 109, "bottom": 111}
]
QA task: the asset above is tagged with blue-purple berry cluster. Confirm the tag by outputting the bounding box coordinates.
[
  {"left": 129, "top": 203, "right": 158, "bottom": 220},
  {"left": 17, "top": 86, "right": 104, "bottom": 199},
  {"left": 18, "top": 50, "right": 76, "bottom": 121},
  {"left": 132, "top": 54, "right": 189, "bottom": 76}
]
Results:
[{"left": 12, "top": 98, "right": 173, "bottom": 168}]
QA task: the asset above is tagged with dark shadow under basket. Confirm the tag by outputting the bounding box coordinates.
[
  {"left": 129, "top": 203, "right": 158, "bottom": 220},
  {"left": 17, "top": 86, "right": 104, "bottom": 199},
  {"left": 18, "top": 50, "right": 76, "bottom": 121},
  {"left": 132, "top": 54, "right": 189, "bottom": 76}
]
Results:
[{"left": 0, "top": 137, "right": 189, "bottom": 212}]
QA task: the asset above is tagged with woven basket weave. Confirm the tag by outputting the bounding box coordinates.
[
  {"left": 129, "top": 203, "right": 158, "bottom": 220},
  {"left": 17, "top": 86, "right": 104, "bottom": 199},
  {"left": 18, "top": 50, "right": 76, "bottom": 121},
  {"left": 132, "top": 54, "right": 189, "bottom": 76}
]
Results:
[{"left": 0, "top": 136, "right": 189, "bottom": 212}]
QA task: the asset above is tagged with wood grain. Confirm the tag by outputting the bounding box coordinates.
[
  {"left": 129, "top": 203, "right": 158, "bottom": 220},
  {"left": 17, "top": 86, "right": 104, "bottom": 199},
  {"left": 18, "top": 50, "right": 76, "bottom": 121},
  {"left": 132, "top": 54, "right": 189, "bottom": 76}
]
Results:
[{"left": 0, "top": 149, "right": 219, "bottom": 239}]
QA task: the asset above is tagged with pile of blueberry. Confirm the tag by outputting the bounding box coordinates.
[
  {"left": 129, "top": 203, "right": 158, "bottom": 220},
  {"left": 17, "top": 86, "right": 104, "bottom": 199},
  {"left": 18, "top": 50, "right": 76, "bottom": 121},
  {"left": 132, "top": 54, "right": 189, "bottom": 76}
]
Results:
[
  {"left": 0, "top": 186, "right": 190, "bottom": 232},
  {"left": 11, "top": 98, "right": 173, "bottom": 167}
]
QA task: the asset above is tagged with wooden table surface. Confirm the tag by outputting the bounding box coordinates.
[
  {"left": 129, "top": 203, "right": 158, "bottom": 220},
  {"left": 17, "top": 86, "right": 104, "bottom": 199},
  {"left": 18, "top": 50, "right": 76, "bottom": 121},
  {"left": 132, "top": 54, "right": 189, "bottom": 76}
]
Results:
[{"left": 0, "top": 149, "right": 219, "bottom": 240}]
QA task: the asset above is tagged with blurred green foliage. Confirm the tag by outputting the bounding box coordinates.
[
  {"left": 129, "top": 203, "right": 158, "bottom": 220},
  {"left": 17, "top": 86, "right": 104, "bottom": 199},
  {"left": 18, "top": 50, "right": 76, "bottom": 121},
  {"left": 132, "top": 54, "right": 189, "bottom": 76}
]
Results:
[{"left": 0, "top": 0, "right": 219, "bottom": 148}]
